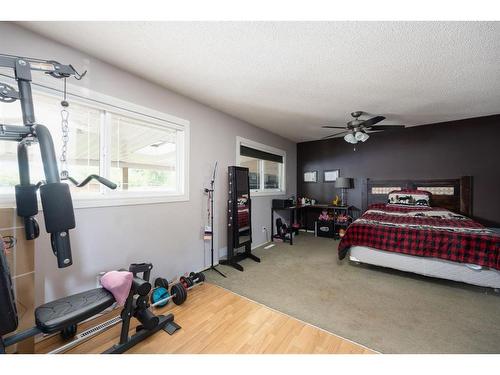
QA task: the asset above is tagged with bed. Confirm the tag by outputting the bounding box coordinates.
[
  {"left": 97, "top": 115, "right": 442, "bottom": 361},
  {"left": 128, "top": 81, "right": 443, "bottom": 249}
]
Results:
[{"left": 338, "top": 176, "right": 500, "bottom": 289}]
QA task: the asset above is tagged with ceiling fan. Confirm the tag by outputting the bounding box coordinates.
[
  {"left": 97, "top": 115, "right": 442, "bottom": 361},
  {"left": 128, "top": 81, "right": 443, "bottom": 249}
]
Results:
[{"left": 321, "top": 111, "right": 405, "bottom": 144}]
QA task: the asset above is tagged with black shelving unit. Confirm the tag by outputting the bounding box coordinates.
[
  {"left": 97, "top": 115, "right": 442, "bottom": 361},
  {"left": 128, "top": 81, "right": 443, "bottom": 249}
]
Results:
[{"left": 330, "top": 206, "right": 353, "bottom": 239}]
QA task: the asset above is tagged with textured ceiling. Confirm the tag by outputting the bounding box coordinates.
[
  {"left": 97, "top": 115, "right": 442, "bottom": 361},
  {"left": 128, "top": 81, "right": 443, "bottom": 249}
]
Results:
[{"left": 19, "top": 21, "right": 500, "bottom": 142}]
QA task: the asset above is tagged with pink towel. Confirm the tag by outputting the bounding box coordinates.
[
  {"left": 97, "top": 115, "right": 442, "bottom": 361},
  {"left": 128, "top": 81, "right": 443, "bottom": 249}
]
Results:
[{"left": 100, "top": 270, "right": 133, "bottom": 306}]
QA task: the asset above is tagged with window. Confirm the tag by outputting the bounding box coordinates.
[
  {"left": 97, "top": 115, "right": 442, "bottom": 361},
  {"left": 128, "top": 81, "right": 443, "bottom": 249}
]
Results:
[
  {"left": 263, "top": 160, "right": 280, "bottom": 189},
  {"left": 240, "top": 156, "right": 260, "bottom": 190},
  {"left": 0, "top": 84, "right": 189, "bottom": 206},
  {"left": 110, "top": 114, "right": 179, "bottom": 192},
  {"left": 237, "top": 137, "right": 286, "bottom": 195}
]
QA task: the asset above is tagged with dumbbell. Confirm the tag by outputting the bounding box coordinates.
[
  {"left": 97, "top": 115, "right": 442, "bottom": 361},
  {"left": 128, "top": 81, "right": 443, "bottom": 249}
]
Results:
[
  {"left": 189, "top": 271, "right": 206, "bottom": 284},
  {"left": 148, "top": 277, "right": 171, "bottom": 307},
  {"left": 154, "top": 277, "right": 169, "bottom": 289},
  {"left": 150, "top": 271, "right": 205, "bottom": 308},
  {"left": 179, "top": 275, "right": 194, "bottom": 289},
  {"left": 179, "top": 271, "right": 205, "bottom": 289},
  {"left": 150, "top": 282, "right": 187, "bottom": 308}
]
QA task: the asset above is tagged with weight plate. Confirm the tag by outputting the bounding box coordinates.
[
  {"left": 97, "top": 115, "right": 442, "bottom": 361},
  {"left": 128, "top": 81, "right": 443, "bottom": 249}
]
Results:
[
  {"left": 151, "top": 287, "right": 170, "bottom": 307},
  {"left": 171, "top": 283, "right": 180, "bottom": 305},
  {"left": 171, "top": 283, "right": 186, "bottom": 305},
  {"left": 189, "top": 272, "right": 198, "bottom": 283},
  {"left": 154, "top": 277, "right": 169, "bottom": 290},
  {"left": 180, "top": 283, "right": 187, "bottom": 304},
  {"left": 180, "top": 276, "right": 192, "bottom": 289},
  {"left": 179, "top": 276, "right": 187, "bottom": 288},
  {"left": 197, "top": 272, "right": 206, "bottom": 283}
]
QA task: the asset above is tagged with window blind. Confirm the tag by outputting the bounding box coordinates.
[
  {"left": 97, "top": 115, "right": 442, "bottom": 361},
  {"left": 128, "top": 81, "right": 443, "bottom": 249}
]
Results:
[{"left": 240, "top": 145, "right": 283, "bottom": 163}]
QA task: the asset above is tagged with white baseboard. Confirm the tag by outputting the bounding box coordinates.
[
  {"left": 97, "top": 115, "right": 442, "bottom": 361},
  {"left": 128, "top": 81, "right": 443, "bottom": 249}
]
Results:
[
  {"left": 208, "top": 241, "right": 269, "bottom": 269},
  {"left": 252, "top": 241, "right": 269, "bottom": 250}
]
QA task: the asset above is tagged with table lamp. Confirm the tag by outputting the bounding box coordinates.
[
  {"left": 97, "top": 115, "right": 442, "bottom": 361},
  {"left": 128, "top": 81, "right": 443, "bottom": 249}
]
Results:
[{"left": 334, "top": 177, "right": 353, "bottom": 206}]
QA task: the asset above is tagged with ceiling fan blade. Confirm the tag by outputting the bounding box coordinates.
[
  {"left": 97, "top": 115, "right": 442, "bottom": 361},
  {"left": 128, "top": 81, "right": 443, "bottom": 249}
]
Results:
[
  {"left": 368, "top": 125, "right": 405, "bottom": 131},
  {"left": 322, "top": 131, "right": 349, "bottom": 140},
  {"left": 360, "top": 115, "right": 386, "bottom": 127},
  {"left": 321, "top": 125, "right": 347, "bottom": 129}
]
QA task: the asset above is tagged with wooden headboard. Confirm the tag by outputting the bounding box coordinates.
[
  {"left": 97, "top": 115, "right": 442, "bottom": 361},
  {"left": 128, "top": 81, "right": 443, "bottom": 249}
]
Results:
[{"left": 361, "top": 176, "right": 472, "bottom": 216}]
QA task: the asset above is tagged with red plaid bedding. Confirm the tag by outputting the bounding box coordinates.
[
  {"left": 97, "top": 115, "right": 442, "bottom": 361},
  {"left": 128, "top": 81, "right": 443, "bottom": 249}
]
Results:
[{"left": 338, "top": 203, "right": 500, "bottom": 270}]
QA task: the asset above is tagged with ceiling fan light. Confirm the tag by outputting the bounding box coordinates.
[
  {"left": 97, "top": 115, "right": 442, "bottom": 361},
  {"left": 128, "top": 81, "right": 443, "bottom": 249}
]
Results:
[
  {"left": 360, "top": 132, "right": 370, "bottom": 142},
  {"left": 355, "top": 131, "right": 364, "bottom": 141},
  {"left": 344, "top": 133, "right": 357, "bottom": 144}
]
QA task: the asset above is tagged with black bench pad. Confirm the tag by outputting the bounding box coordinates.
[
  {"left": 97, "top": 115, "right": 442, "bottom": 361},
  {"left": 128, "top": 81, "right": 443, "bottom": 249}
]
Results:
[{"left": 35, "top": 288, "right": 115, "bottom": 333}]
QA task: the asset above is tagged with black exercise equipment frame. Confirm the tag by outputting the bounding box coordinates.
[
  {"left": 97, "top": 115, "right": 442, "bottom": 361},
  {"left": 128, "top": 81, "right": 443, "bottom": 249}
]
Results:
[
  {"left": 0, "top": 54, "right": 113, "bottom": 268},
  {"left": 0, "top": 54, "right": 179, "bottom": 354},
  {"left": 0, "top": 259, "right": 178, "bottom": 354},
  {"left": 103, "top": 263, "right": 177, "bottom": 354}
]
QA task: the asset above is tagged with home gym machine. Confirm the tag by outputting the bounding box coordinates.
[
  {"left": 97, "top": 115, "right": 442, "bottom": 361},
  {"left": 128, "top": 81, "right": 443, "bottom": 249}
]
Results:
[
  {"left": 221, "top": 166, "right": 260, "bottom": 271},
  {"left": 0, "top": 53, "right": 116, "bottom": 268},
  {"left": 0, "top": 250, "right": 179, "bottom": 354},
  {"left": 0, "top": 53, "right": 179, "bottom": 353}
]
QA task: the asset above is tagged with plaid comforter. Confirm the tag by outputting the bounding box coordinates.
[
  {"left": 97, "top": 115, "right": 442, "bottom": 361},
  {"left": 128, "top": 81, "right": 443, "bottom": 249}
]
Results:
[{"left": 338, "top": 203, "right": 500, "bottom": 270}]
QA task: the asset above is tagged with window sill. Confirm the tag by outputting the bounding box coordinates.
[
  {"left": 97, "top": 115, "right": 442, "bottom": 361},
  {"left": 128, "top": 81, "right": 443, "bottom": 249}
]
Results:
[
  {"left": 250, "top": 190, "right": 287, "bottom": 197},
  {"left": 0, "top": 192, "right": 189, "bottom": 210},
  {"left": 72, "top": 193, "right": 190, "bottom": 209}
]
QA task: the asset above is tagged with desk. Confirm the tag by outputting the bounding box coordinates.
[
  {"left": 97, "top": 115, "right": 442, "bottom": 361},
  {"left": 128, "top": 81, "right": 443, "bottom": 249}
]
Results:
[{"left": 271, "top": 204, "right": 359, "bottom": 244}]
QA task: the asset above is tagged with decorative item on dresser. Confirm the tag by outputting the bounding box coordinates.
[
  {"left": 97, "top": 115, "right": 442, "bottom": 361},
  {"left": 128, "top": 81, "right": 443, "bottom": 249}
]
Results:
[{"left": 334, "top": 177, "right": 354, "bottom": 206}]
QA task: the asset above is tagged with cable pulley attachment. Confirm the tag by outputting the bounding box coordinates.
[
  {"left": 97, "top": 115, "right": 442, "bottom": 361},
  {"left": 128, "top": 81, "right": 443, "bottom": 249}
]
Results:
[
  {"left": 65, "top": 174, "right": 118, "bottom": 189},
  {"left": 48, "top": 63, "right": 87, "bottom": 81},
  {"left": 57, "top": 79, "right": 117, "bottom": 190}
]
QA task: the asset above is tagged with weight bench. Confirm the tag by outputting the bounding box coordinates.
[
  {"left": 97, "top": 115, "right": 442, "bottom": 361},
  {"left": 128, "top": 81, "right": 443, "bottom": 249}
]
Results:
[
  {"left": 35, "top": 288, "right": 115, "bottom": 334},
  {"left": 0, "top": 240, "right": 179, "bottom": 354}
]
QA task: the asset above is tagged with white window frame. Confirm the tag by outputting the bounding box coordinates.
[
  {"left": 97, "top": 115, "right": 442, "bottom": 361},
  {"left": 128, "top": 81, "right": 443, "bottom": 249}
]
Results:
[
  {"left": 236, "top": 136, "right": 286, "bottom": 197},
  {"left": 0, "top": 76, "right": 190, "bottom": 209}
]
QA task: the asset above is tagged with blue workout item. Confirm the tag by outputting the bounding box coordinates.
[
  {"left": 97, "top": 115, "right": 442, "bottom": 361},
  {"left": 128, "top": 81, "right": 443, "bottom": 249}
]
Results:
[{"left": 151, "top": 287, "right": 170, "bottom": 307}]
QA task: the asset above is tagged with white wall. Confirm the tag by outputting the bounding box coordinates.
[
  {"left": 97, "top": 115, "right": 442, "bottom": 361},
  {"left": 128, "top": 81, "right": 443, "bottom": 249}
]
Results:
[{"left": 0, "top": 23, "right": 296, "bottom": 304}]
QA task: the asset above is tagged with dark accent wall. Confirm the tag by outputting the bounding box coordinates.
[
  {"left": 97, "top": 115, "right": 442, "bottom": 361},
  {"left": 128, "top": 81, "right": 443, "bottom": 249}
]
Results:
[{"left": 297, "top": 115, "right": 500, "bottom": 227}]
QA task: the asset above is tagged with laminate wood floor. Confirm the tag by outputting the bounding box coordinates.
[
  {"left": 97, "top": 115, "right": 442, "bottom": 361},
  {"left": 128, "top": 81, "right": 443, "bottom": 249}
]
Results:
[{"left": 36, "top": 283, "right": 375, "bottom": 354}]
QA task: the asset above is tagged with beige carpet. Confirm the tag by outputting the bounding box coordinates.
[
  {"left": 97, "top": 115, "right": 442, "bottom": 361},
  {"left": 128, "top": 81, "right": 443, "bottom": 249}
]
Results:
[{"left": 206, "top": 233, "right": 500, "bottom": 353}]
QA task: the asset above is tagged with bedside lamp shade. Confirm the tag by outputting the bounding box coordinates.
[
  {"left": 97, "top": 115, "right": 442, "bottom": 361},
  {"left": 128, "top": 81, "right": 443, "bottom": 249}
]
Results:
[
  {"left": 334, "top": 177, "right": 353, "bottom": 189},
  {"left": 334, "top": 177, "right": 353, "bottom": 206}
]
